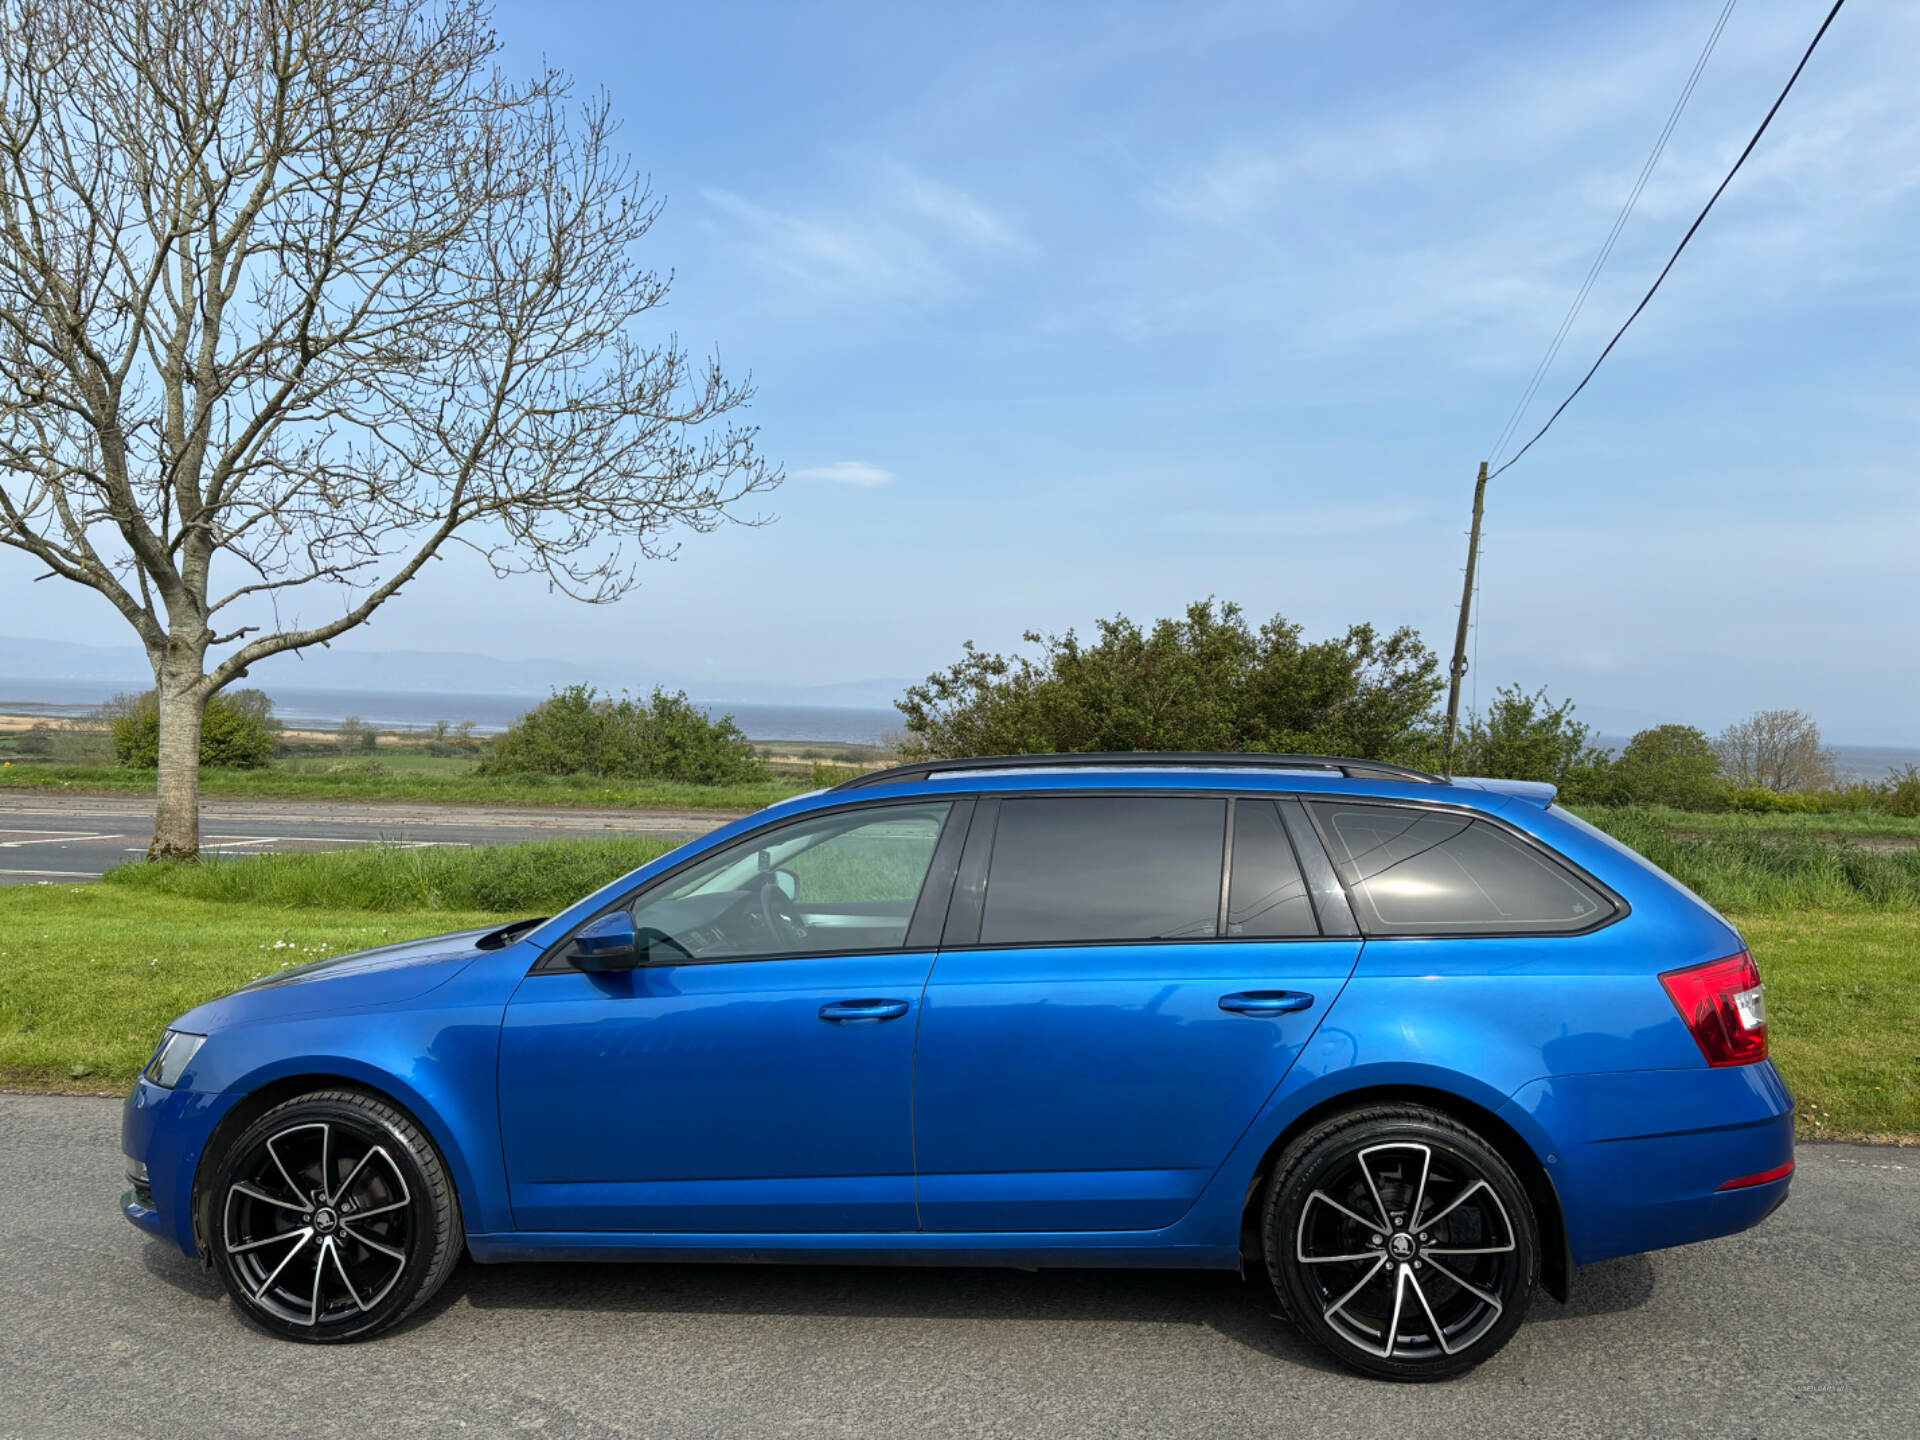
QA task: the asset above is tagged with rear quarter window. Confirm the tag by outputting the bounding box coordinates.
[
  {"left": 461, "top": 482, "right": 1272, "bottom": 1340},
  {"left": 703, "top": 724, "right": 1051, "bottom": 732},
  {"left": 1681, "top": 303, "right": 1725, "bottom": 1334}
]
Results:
[{"left": 1309, "top": 801, "right": 1613, "bottom": 936}]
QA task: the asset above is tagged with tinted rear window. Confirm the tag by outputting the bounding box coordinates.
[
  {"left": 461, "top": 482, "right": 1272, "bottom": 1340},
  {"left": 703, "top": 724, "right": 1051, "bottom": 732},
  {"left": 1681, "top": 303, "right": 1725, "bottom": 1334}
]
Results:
[
  {"left": 1227, "top": 800, "right": 1319, "bottom": 937},
  {"left": 981, "top": 796, "right": 1225, "bottom": 945},
  {"left": 1309, "top": 801, "right": 1611, "bottom": 935}
]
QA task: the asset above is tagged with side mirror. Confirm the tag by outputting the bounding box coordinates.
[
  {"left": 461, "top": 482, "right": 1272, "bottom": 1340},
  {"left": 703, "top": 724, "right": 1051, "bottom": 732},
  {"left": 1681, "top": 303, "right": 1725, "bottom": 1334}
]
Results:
[
  {"left": 773, "top": 867, "right": 797, "bottom": 901},
  {"left": 570, "top": 910, "right": 639, "bottom": 971}
]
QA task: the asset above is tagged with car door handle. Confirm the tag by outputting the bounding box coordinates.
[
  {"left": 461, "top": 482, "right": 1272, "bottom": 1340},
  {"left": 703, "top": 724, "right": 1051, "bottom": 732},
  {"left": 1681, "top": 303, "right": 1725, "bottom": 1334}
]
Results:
[
  {"left": 1218, "top": 990, "right": 1315, "bottom": 1016},
  {"left": 818, "top": 998, "right": 911, "bottom": 1024}
]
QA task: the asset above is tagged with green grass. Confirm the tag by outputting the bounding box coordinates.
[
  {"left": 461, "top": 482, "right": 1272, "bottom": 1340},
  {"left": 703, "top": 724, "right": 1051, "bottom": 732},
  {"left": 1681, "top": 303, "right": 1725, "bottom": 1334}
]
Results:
[
  {"left": 0, "top": 762, "right": 800, "bottom": 811},
  {"left": 100, "top": 835, "right": 680, "bottom": 914},
  {"left": 0, "top": 886, "right": 508, "bottom": 1087},
  {"left": 1739, "top": 911, "right": 1920, "bottom": 1139}
]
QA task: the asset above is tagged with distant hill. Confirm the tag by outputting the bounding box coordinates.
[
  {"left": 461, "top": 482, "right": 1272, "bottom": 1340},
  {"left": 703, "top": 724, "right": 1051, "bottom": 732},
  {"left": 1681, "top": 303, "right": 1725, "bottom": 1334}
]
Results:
[{"left": 0, "top": 634, "right": 911, "bottom": 710}]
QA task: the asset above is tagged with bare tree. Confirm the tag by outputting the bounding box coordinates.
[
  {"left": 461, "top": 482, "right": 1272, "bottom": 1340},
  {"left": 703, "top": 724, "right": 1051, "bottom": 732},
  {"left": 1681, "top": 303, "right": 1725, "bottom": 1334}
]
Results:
[
  {"left": 0, "top": 0, "right": 777, "bottom": 857},
  {"left": 1714, "top": 709, "right": 1837, "bottom": 792}
]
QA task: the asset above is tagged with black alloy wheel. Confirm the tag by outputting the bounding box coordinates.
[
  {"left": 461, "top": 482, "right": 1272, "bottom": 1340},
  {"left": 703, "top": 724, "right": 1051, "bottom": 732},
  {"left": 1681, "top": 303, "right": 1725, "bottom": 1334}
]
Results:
[
  {"left": 208, "top": 1089, "right": 463, "bottom": 1342},
  {"left": 1262, "top": 1104, "right": 1540, "bottom": 1381}
]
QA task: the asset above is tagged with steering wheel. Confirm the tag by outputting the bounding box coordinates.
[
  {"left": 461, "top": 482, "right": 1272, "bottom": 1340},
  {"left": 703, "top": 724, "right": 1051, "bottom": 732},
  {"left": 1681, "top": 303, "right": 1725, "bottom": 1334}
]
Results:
[{"left": 756, "top": 874, "right": 809, "bottom": 949}]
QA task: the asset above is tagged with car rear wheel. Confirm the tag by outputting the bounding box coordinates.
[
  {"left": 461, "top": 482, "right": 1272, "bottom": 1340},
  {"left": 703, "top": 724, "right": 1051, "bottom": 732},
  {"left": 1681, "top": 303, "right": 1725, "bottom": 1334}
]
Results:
[
  {"left": 1261, "top": 1104, "right": 1539, "bottom": 1381},
  {"left": 208, "top": 1088, "right": 463, "bottom": 1342}
]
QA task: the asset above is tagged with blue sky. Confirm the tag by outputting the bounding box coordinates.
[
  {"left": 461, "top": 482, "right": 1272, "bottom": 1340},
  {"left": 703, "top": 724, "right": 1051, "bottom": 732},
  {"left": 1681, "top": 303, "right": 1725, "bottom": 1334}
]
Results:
[{"left": 9, "top": 0, "right": 1917, "bottom": 741}]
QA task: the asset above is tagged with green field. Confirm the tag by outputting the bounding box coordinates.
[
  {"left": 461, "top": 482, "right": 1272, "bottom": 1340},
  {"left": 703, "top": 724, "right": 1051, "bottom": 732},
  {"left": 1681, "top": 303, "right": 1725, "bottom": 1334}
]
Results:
[
  {"left": 1574, "top": 807, "right": 1920, "bottom": 912},
  {"left": 2, "top": 821, "right": 1915, "bottom": 1138}
]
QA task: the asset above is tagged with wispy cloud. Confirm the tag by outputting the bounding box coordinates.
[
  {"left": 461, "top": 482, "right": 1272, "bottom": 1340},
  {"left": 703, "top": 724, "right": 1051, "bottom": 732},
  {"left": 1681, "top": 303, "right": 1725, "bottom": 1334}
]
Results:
[
  {"left": 1116, "top": 0, "right": 1920, "bottom": 366},
  {"left": 701, "top": 161, "right": 1027, "bottom": 310},
  {"left": 887, "top": 164, "right": 1027, "bottom": 253},
  {"left": 794, "top": 461, "right": 895, "bottom": 487}
]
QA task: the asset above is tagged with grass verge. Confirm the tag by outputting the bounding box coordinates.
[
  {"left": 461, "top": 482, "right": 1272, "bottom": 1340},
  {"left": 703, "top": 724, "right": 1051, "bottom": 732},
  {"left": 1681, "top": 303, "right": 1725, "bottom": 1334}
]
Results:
[
  {"left": 100, "top": 835, "right": 681, "bottom": 914},
  {"left": 0, "top": 885, "right": 507, "bottom": 1087},
  {"left": 0, "top": 762, "right": 799, "bottom": 811},
  {"left": 1740, "top": 911, "right": 1920, "bottom": 1141}
]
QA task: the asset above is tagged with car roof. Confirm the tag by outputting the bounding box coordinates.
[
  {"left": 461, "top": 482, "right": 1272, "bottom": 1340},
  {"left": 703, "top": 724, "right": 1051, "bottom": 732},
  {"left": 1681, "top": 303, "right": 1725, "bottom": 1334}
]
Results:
[{"left": 765, "top": 753, "right": 1553, "bottom": 819}]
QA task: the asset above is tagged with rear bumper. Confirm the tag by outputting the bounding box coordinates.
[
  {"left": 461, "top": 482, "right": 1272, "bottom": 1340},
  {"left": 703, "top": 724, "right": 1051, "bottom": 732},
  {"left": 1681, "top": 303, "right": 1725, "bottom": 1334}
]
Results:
[{"left": 1503, "top": 1060, "right": 1794, "bottom": 1267}]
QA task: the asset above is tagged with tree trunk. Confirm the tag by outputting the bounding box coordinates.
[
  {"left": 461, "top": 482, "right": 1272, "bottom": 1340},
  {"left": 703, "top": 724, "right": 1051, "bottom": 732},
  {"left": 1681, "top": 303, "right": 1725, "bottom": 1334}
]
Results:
[{"left": 150, "top": 671, "right": 207, "bottom": 862}]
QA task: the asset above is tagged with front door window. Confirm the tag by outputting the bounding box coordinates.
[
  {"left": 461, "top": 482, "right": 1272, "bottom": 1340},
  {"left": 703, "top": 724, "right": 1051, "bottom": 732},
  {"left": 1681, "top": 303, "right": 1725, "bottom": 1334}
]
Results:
[{"left": 616, "top": 802, "right": 953, "bottom": 962}]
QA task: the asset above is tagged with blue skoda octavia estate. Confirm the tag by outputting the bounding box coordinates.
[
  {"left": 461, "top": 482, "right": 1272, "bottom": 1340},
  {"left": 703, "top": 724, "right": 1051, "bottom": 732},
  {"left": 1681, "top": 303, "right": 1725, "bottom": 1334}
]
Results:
[{"left": 122, "top": 753, "right": 1793, "bottom": 1380}]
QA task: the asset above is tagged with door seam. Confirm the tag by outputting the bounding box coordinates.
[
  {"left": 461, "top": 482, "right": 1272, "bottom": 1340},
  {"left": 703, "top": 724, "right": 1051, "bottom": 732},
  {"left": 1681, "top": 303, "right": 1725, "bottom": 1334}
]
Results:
[{"left": 908, "top": 952, "right": 939, "bottom": 1231}]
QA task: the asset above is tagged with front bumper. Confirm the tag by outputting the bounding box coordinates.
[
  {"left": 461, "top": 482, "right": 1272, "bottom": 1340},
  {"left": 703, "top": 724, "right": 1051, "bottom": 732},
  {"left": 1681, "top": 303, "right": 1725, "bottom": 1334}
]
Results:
[
  {"left": 1503, "top": 1059, "right": 1795, "bottom": 1267},
  {"left": 120, "top": 1077, "right": 241, "bottom": 1258}
]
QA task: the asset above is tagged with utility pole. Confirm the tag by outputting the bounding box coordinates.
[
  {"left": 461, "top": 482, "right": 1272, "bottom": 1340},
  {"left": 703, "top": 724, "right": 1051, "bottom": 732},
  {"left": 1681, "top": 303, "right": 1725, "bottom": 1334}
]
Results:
[{"left": 1441, "top": 461, "right": 1489, "bottom": 780}]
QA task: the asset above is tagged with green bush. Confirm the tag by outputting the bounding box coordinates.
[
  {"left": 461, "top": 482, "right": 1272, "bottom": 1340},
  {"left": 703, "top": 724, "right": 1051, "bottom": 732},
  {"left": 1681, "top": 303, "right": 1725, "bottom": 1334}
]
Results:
[
  {"left": 1704, "top": 776, "right": 1916, "bottom": 817},
  {"left": 1883, "top": 765, "right": 1920, "bottom": 819},
  {"left": 1722, "top": 786, "right": 1830, "bottom": 814},
  {"left": 1610, "top": 724, "right": 1725, "bottom": 809},
  {"left": 897, "top": 599, "right": 1443, "bottom": 759},
  {"left": 108, "top": 688, "right": 279, "bottom": 769},
  {"left": 1441, "top": 684, "right": 1617, "bottom": 802},
  {"left": 480, "top": 685, "right": 766, "bottom": 785}
]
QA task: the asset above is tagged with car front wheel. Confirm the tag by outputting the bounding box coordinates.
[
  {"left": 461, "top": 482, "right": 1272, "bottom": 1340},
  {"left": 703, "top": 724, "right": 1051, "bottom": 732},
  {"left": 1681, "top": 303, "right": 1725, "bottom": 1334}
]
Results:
[
  {"left": 1261, "top": 1104, "right": 1539, "bottom": 1381},
  {"left": 208, "top": 1088, "right": 463, "bottom": 1342}
]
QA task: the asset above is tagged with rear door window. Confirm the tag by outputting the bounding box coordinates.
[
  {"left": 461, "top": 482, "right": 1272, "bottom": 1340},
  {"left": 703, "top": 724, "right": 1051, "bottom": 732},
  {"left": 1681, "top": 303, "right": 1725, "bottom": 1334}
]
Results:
[
  {"left": 980, "top": 796, "right": 1225, "bottom": 945},
  {"left": 1226, "top": 800, "right": 1319, "bottom": 937},
  {"left": 1308, "top": 801, "right": 1612, "bottom": 936}
]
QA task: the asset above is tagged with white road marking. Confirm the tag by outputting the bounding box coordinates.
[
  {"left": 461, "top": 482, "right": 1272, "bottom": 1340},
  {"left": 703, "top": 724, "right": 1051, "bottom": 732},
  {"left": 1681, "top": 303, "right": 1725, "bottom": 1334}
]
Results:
[
  {"left": 113, "top": 836, "right": 471, "bottom": 854},
  {"left": 0, "top": 831, "right": 126, "bottom": 848},
  {"left": 0, "top": 867, "right": 99, "bottom": 878}
]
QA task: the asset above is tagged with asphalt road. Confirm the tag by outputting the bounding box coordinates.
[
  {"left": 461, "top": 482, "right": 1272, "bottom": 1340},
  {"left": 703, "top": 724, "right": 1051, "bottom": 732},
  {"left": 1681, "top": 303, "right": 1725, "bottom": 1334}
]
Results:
[
  {"left": 0, "top": 1096, "right": 1913, "bottom": 1439},
  {"left": 0, "top": 793, "right": 732, "bottom": 884}
]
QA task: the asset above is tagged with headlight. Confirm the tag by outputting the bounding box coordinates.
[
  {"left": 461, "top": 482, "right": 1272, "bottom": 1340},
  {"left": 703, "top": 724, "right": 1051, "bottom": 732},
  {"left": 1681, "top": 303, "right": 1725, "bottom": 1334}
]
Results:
[{"left": 146, "top": 1030, "right": 206, "bottom": 1090}]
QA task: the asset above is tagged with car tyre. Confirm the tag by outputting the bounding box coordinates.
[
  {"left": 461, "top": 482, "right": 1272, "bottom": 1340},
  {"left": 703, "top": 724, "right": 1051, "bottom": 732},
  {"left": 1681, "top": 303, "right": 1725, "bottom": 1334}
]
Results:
[
  {"left": 1261, "top": 1104, "right": 1539, "bottom": 1381},
  {"left": 208, "top": 1088, "right": 463, "bottom": 1342}
]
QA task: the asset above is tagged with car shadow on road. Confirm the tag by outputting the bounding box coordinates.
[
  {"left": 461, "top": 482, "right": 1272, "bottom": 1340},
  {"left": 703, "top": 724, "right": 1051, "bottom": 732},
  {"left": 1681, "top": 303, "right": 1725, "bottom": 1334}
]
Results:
[
  {"left": 1525, "top": 1254, "right": 1657, "bottom": 1321},
  {"left": 138, "top": 1235, "right": 1655, "bottom": 1364}
]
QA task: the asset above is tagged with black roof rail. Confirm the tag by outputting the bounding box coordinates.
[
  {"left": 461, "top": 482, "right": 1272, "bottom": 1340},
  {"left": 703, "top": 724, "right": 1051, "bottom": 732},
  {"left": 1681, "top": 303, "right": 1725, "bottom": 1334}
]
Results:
[{"left": 831, "top": 752, "right": 1445, "bottom": 791}]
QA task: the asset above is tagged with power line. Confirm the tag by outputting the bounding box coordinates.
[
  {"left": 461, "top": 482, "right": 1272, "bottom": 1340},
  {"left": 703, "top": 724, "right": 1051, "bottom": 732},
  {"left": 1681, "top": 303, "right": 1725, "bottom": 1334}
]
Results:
[
  {"left": 1488, "top": 0, "right": 1737, "bottom": 468},
  {"left": 1488, "top": 0, "right": 1848, "bottom": 482}
]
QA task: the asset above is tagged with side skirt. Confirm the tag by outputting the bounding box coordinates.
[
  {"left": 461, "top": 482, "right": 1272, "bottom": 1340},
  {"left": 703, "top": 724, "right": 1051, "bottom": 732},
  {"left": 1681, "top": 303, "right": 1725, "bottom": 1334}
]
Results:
[{"left": 466, "top": 1232, "right": 1239, "bottom": 1269}]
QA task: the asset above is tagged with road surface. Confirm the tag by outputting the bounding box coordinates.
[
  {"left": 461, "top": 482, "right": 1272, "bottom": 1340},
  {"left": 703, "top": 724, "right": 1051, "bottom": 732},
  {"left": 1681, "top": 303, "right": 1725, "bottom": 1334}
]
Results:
[
  {"left": 0, "top": 792, "right": 736, "bottom": 884},
  {"left": 0, "top": 1094, "right": 1913, "bottom": 1438}
]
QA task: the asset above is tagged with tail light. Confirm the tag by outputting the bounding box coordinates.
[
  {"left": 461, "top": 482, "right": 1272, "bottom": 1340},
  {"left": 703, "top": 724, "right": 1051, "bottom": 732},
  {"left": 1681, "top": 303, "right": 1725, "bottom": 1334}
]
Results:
[{"left": 1661, "top": 951, "right": 1768, "bottom": 1066}]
